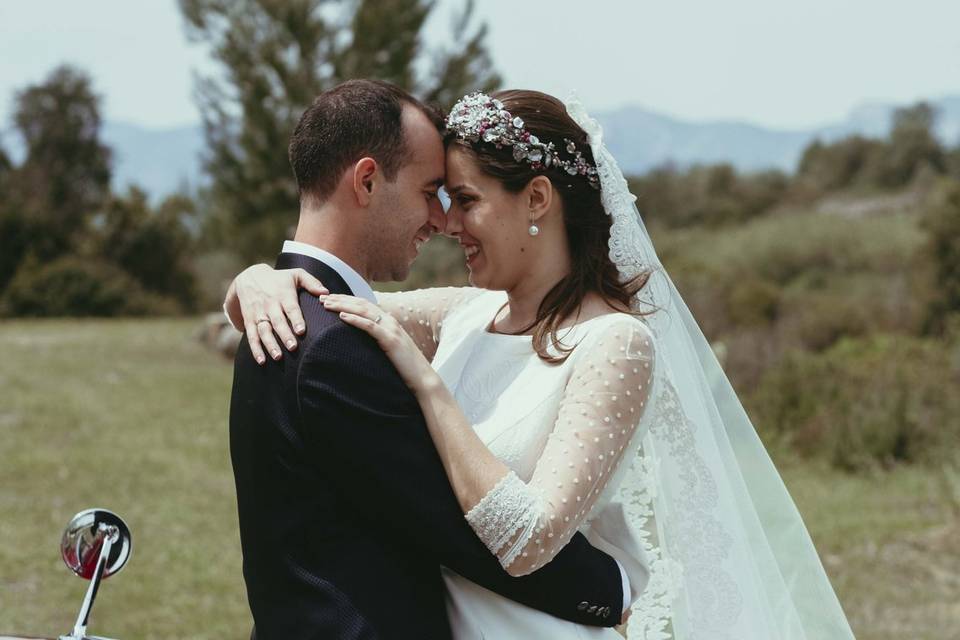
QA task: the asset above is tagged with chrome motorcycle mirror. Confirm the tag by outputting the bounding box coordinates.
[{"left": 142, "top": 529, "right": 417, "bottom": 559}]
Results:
[{"left": 58, "top": 509, "right": 132, "bottom": 640}]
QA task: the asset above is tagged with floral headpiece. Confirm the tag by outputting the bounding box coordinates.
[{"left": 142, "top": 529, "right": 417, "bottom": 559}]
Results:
[{"left": 445, "top": 92, "right": 600, "bottom": 189}]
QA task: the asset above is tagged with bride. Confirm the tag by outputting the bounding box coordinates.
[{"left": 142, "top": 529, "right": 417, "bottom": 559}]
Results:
[{"left": 225, "top": 89, "right": 855, "bottom": 639}]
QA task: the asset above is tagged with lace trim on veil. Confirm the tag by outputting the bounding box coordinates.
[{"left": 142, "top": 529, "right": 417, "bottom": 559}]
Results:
[
  {"left": 646, "top": 381, "right": 743, "bottom": 639},
  {"left": 617, "top": 421, "right": 683, "bottom": 639},
  {"left": 567, "top": 96, "right": 742, "bottom": 639}
]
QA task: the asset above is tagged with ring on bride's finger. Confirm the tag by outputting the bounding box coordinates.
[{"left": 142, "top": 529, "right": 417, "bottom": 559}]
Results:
[
  {"left": 374, "top": 315, "right": 382, "bottom": 324},
  {"left": 256, "top": 317, "right": 270, "bottom": 325}
]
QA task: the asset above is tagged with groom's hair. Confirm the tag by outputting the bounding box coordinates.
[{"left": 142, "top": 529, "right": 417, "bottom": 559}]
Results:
[{"left": 289, "top": 79, "right": 443, "bottom": 204}]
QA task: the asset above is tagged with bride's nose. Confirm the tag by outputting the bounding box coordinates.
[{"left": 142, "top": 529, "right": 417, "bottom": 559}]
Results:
[{"left": 443, "top": 201, "right": 463, "bottom": 238}]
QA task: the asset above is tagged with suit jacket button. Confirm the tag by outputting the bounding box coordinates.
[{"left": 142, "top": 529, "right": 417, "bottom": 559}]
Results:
[
  {"left": 587, "top": 605, "right": 598, "bottom": 614},
  {"left": 578, "top": 601, "right": 589, "bottom": 611}
]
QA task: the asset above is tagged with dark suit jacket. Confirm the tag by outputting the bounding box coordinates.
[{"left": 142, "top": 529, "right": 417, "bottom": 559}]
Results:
[{"left": 229, "top": 252, "right": 624, "bottom": 639}]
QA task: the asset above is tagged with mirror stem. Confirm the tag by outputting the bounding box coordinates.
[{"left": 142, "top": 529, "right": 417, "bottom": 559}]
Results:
[{"left": 69, "top": 526, "right": 115, "bottom": 639}]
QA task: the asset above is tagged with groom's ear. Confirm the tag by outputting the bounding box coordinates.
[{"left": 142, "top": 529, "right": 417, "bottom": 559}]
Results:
[
  {"left": 526, "top": 175, "right": 553, "bottom": 222},
  {"left": 352, "top": 157, "right": 378, "bottom": 207}
]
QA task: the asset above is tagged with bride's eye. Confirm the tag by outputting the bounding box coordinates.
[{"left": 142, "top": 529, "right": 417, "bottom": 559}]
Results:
[{"left": 456, "top": 195, "right": 476, "bottom": 210}]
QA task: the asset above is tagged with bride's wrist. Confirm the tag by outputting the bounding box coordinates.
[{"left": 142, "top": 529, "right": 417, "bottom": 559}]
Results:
[{"left": 411, "top": 367, "right": 445, "bottom": 399}]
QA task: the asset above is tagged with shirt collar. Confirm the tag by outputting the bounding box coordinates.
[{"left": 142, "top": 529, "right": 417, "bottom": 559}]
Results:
[{"left": 281, "top": 240, "right": 377, "bottom": 303}]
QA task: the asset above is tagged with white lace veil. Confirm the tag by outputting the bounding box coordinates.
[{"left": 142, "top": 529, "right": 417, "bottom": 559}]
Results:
[{"left": 564, "top": 96, "right": 856, "bottom": 639}]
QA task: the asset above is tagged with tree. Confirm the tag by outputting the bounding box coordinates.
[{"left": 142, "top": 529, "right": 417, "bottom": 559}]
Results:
[
  {"left": 795, "top": 135, "right": 881, "bottom": 194},
  {"left": 12, "top": 65, "right": 112, "bottom": 257},
  {"left": 0, "top": 144, "right": 10, "bottom": 175},
  {"left": 874, "top": 102, "right": 946, "bottom": 187},
  {"left": 0, "top": 144, "right": 19, "bottom": 289},
  {"left": 90, "top": 187, "right": 199, "bottom": 310},
  {"left": 628, "top": 162, "right": 786, "bottom": 228},
  {"left": 180, "top": 0, "right": 500, "bottom": 260},
  {"left": 921, "top": 181, "right": 960, "bottom": 334},
  {"left": 0, "top": 66, "right": 112, "bottom": 292}
]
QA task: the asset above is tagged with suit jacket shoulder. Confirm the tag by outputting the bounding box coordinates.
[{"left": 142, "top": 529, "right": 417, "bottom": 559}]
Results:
[{"left": 294, "top": 295, "right": 420, "bottom": 420}]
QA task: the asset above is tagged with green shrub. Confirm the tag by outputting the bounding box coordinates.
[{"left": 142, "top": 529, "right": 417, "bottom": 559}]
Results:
[
  {"left": 91, "top": 188, "right": 198, "bottom": 311},
  {"left": 727, "top": 277, "right": 781, "bottom": 327},
  {"left": 747, "top": 334, "right": 960, "bottom": 471},
  {"left": 1, "top": 256, "right": 180, "bottom": 317},
  {"left": 919, "top": 180, "right": 960, "bottom": 334},
  {"left": 655, "top": 213, "right": 925, "bottom": 343},
  {"left": 630, "top": 163, "right": 788, "bottom": 229},
  {"left": 794, "top": 136, "right": 883, "bottom": 195}
]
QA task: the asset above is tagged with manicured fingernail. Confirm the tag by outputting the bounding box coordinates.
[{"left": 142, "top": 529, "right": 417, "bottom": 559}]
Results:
[
  {"left": 256, "top": 356, "right": 265, "bottom": 364},
  {"left": 294, "top": 324, "right": 305, "bottom": 333},
  {"left": 272, "top": 350, "right": 281, "bottom": 359},
  {"left": 318, "top": 295, "right": 327, "bottom": 302},
  {"left": 286, "top": 340, "right": 296, "bottom": 349}
]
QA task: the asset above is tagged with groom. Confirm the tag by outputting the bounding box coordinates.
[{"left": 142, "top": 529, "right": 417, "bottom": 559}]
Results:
[{"left": 229, "top": 79, "right": 627, "bottom": 639}]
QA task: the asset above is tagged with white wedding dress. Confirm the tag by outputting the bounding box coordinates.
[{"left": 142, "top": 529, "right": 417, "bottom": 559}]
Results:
[
  {"left": 378, "top": 286, "right": 670, "bottom": 639},
  {"left": 371, "top": 95, "right": 855, "bottom": 638}
]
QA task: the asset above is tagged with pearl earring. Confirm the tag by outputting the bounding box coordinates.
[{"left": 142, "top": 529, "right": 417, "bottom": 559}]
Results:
[{"left": 528, "top": 217, "right": 540, "bottom": 236}]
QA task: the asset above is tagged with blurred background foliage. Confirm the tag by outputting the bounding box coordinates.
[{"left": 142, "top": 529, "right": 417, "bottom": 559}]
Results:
[{"left": 0, "top": 0, "right": 958, "bottom": 476}]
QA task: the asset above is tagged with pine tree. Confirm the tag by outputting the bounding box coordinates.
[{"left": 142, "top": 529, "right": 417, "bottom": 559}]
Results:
[{"left": 180, "top": 0, "right": 500, "bottom": 260}]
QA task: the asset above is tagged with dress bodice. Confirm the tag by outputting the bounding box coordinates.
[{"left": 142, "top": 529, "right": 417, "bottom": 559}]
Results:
[
  {"left": 379, "top": 287, "right": 663, "bottom": 637},
  {"left": 434, "top": 292, "right": 625, "bottom": 484}
]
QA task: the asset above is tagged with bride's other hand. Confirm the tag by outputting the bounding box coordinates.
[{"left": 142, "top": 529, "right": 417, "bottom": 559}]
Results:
[
  {"left": 321, "top": 294, "right": 437, "bottom": 395},
  {"left": 224, "top": 263, "right": 328, "bottom": 364}
]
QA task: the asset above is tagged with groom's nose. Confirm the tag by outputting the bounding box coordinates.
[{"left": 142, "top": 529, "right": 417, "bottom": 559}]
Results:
[{"left": 427, "top": 196, "right": 446, "bottom": 234}]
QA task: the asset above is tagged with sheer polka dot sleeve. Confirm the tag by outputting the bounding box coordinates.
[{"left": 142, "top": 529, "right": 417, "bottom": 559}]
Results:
[
  {"left": 464, "top": 318, "right": 656, "bottom": 576},
  {"left": 375, "top": 287, "right": 483, "bottom": 361}
]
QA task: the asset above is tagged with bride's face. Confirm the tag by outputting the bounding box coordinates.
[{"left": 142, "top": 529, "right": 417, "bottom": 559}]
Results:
[{"left": 443, "top": 146, "right": 535, "bottom": 290}]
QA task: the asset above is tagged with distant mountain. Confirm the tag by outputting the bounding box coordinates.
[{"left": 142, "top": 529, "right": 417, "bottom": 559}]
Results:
[
  {"left": 0, "top": 120, "right": 207, "bottom": 200},
  {"left": 599, "top": 107, "right": 812, "bottom": 174},
  {"left": 103, "top": 121, "right": 206, "bottom": 197},
  {"left": 3, "top": 95, "right": 959, "bottom": 199},
  {"left": 601, "top": 95, "right": 960, "bottom": 175}
]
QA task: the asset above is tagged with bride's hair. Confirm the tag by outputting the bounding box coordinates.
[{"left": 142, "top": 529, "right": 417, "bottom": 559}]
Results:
[{"left": 445, "top": 89, "right": 652, "bottom": 363}]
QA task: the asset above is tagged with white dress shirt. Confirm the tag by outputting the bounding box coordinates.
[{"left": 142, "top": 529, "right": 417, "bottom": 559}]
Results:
[{"left": 282, "top": 240, "right": 377, "bottom": 302}]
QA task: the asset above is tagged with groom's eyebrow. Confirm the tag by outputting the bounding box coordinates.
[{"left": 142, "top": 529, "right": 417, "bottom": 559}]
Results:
[{"left": 424, "top": 177, "right": 444, "bottom": 189}]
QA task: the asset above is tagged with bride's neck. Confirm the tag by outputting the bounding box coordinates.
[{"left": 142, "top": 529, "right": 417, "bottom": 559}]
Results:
[{"left": 498, "top": 249, "right": 573, "bottom": 334}]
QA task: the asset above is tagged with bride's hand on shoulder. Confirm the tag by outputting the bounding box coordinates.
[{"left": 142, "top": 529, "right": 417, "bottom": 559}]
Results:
[
  {"left": 224, "top": 263, "right": 328, "bottom": 364},
  {"left": 321, "top": 294, "right": 438, "bottom": 395}
]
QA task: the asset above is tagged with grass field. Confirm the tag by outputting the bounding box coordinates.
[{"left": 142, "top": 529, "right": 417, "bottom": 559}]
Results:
[{"left": 1, "top": 318, "right": 958, "bottom": 639}]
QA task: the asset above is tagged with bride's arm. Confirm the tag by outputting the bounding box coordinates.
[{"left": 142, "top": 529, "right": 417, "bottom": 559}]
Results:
[
  {"left": 371, "top": 287, "right": 483, "bottom": 360},
  {"left": 326, "top": 292, "right": 656, "bottom": 577},
  {"left": 223, "top": 263, "right": 481, "bottom": 362}
]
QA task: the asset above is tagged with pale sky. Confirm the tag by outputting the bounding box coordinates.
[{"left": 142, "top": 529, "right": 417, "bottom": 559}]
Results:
[{"left": 1, "top": 0, "right": 958, "bottom": 132}]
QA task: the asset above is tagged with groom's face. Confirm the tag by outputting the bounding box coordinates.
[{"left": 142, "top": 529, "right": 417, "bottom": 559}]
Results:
[{"left": 366, "top": 105, "right": 446, "bottom": 281}]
